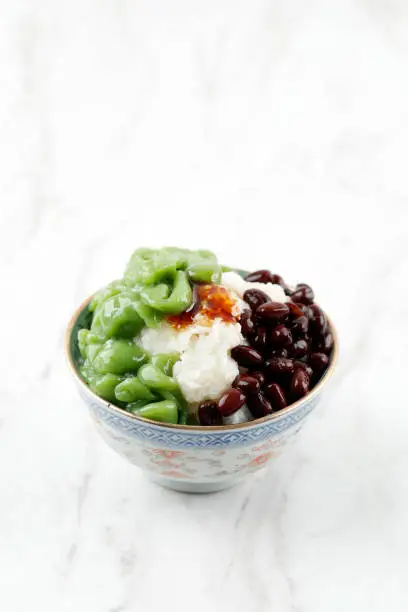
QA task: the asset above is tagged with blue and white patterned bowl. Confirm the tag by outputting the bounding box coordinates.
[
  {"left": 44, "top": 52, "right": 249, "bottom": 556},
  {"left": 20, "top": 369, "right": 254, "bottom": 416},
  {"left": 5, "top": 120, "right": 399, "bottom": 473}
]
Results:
[{"left": 66, "top": 298, "right": 338, "bottom": 493}]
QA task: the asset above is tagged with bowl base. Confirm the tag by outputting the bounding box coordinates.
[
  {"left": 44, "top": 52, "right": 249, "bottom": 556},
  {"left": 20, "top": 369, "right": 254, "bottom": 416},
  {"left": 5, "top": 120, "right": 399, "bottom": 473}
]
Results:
[{"left": 148, "top": 473, "right": 244, "bottom": 494}]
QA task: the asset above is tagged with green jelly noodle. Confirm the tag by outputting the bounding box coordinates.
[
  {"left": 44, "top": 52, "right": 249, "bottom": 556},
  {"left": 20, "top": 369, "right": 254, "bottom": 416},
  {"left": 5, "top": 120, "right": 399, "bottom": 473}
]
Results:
[{"left": 77, "top": 247, "right": 222, "bottom": 424}]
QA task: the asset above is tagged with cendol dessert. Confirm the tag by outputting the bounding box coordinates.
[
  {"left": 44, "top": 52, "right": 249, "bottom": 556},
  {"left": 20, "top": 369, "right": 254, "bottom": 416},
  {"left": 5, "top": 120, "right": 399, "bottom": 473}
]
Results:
[{"left": 77, "top": 247, "right": 334, "bottom": 426}]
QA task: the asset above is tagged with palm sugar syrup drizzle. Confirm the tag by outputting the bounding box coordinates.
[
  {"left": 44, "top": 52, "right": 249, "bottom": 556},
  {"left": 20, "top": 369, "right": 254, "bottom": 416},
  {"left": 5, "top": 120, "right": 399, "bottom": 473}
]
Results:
[{"left": 168, "top": 284, "right": 239, "bottom": 330}]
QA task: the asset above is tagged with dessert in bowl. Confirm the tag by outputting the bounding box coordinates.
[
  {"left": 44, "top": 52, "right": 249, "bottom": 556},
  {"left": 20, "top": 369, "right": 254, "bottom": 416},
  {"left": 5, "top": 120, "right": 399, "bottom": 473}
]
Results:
[{"left": 66, "top": 247, "right": 337, "bottom": 492}]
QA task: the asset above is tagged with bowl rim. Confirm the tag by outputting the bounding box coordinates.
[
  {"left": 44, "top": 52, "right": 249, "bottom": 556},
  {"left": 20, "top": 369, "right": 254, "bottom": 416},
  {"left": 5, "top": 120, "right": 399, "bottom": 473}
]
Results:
[{"left": 65, "top": 295, "right": 338, "bottom": 431}]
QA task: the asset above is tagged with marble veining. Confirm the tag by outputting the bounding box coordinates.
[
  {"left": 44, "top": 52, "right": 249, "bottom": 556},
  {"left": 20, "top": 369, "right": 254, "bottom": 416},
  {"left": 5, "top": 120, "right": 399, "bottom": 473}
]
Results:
[{"left": 1, "top": 0, "right": 408, "bottom": 610}]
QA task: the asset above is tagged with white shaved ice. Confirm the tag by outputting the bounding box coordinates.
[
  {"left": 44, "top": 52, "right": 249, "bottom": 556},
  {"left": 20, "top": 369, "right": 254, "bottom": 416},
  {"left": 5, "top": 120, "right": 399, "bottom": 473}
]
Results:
[{"left": 139, "top": 319, "right": 244, "bottom": 404}]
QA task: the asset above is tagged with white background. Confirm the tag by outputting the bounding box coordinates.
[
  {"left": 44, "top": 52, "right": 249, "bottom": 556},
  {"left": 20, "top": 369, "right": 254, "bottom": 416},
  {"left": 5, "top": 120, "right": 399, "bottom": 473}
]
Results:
[{"left": 1, "top": 1, "right": 407, "bottom": 611}]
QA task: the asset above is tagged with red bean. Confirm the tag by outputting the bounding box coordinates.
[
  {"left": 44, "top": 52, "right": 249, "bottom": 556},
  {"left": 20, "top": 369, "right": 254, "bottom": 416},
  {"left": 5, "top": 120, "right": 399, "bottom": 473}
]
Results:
[
  {"left": 231, "top": 345, "right": 263, "bottom": 367},
  {"left": 240, "top": 309, "right": 255, "bottom": 338},
  {"left": 309, "top": 352, "right": 329, "bottom": 373},
  {"left": 256, "top": 301, "right": 290, "bottom": 322},
  {"left": 324, "top": 332, "right": 334, "bottom": 353},
  {"left": 264, "top": 382, "right": 287, "bottom": 411},
  {"left": 245, "top": 269, "right": 274, "bottom": 284},
  {"left": 309, "top": 304, "right": 327, "bottom": 335},
  {"left": 291, "top": 283, "right": 314, "bottom": 305},
  {"left": 299, "top": 304, "right": 314, "bottom": 319},
  {"left": 291, "top": 338, "right": 308, "bottom": 358},
  {"left": 287, "top": 301, "right": 304, "bottom": 318},
  {"left": 218, "top": 388, "right": 246, "bottom": 417},
  {"left": 246, "top": 391, "right": 273, "bottom": 418},
  {"left": 287, "top": 301, "right": 309, "bottom": 337},
  {"left": 253, "top": 326, "right": 268, "bottom": 350},
  {"left": 293, "top": 360, "right": 313, "bottom": 378},
  {"left": 268, "top": 348, "right": 289, "bottom": 358},
  {"left": 250, "top": 271, "right": 289, "bottom": 292},
  {"left": 243, "top": 289, "right": 271, "bottom": 312},
  {"left": 265, "top": 357, "right": 295, "bottom": 376},
  {"left": 291, "top": 368, "right": 310, "bottom": 399},
  {"left": 314, "top": 331, "right": 334, "bottom": 354},
  {"left": 270, "top": 274, "right": 290, "bottom": 293},
  {"left": 291, "top": 315, "right": 309, "bottom": 336},
  {"left": 269, "top": 324, "right": 293, "bottom": 347},
  {"left": 251, "top": 371, "right": 265, "bottom": 386},
  {"left": 198, "top": 401, "right": 222, "bottom": 426},
  {"left": 233, "top": 374, "right": 260, "bottom": 396}
]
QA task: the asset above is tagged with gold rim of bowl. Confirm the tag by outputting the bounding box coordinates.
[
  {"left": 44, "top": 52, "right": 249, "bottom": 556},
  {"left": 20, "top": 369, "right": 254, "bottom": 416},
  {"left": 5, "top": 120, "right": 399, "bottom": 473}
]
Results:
[{"left": 65, "top": 295, "right": 338, "bottom": 431}]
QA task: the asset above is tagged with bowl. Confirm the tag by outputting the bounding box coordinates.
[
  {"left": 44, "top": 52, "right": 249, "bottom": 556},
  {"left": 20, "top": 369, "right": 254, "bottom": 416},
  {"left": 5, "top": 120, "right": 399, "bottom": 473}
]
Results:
[{"left": 66, "top": 297, "right": 338, "bottom": 493}]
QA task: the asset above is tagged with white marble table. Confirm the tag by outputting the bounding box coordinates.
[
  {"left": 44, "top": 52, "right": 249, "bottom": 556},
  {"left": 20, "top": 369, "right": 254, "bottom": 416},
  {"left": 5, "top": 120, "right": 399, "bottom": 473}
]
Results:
[{"left": 1, "top": 1, "right": 408, "bottom": 610}]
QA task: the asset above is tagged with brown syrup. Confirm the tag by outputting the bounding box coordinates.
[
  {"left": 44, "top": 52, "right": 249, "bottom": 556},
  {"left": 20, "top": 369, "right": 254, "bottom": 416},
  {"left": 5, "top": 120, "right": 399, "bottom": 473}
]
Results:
[{"left": 168, "top": 284, "right": 238, "bottom": 330}]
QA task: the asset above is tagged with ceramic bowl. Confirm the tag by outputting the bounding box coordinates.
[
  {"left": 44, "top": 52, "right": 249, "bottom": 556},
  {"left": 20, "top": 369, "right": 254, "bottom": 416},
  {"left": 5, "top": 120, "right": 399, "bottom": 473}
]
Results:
[{"left": 66, "top": 298, "right": 338, "bottom": 493}]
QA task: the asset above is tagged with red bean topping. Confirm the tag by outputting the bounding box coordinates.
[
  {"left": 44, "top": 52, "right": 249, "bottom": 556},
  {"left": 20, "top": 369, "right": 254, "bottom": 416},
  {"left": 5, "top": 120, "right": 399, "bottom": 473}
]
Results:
[
  {"left": 287, "top": 301, "right": 304, "bottom": 318},
  {"left": 269, "top": 324, "right": 293, "bottom": 347},
  {"left": 309, "top": 304, "right": 327, "bottom": 335},
  {"left": 231, "top": 345, "right": 263, "bottom": 367},
  {"left": 253, "top": 326, "right": 268, "bottom": 350},
  {"left": 291, "top": 315, "right": 309, "bottom": 336},
  {"left": 265, "top": 357, "right": 295, "bottom": 376},
  {"left": 291, "top": 338, "right": 308, "bottom": 358},
  {"left": 264, "top": 382, "right": 287, "bottom": 411},
  {"left": 287, "top": 301, "right": 309, "bottom": 336},
  {"left": 256, "top": 301, "right": 290, "bottom": 322},
  {"left": 243, "top": 289, "right": 271, "bottom": 312},
  {"left": 271, "top": 274, "right": 286, "bottom": 287},
  {"left": 324, "top": 331, "right": 334, "bottom": 353},
  {"left": 291, "top": 283, "right": 314, "bottom": 305},
  {"left": 293, "top": 360, "right": 313, "bottom": 378},
  {"left": 251, "top": 370, "right": 265, "bottom": 386},
  {"left": 314, "top": 331, "right": 334, "bottom": 354},
  {"left": 291, "top": 368, "right": 310, "bottom": 399},
  {"left": 198, "top": 401, "right": 222, "bottom": 426},
  {"left": 218, "top": 388, "right": 246, "bottom": 417},
  {"left": 299, "top": 304, "right": 314, "bottom": 319},
  {"left": 233, "top": 374, "right": 261, "bottom": 396},
  {"left": 246, "top": 391, "right": 274, "bottom": 418},
  {"left": 240, "top": 309, "right": 255, "bottom": 338},
  {"left": 244, "top": 271, "right": 288, "bottom": 291},
  {"left": 309, "top": 352, "right": 329, "bottom": 373},
  {"left": 270, "top": 274, "right": 289, "bottom": 291},
  {"left": 229, "top": 269, "right": 331, "bottom": 422},
  {"left": 245, "top": 269, "right": 274, "bottom": 284},
  {"left": 268, "top": 348, "right": 288, "bottom": 358}
]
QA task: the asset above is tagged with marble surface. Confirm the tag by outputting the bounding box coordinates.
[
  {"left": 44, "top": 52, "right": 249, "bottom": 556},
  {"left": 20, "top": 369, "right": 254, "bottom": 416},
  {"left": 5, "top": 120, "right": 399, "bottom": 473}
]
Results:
[{"left": 1, "top": 1, "right": 408, "bottom": 610}]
